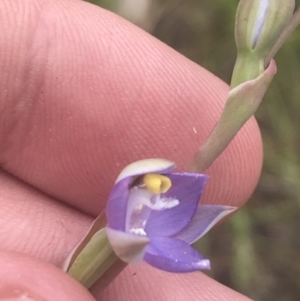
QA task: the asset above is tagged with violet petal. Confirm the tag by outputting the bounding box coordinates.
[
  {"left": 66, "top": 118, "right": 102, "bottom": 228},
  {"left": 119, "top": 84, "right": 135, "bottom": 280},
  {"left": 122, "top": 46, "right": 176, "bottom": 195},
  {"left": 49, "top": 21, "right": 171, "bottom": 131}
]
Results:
[
  {"left": 144, "top": 236, "right": 210, "bottom": 272},
  {"left": 145, "top": 173, "right": 208, "bottom": 237},
  {"left": 106, "top": 177, "right": 133, "bottom": 231},
  {"left": 106, "top": 227, "right": 150, "bottom": 263},
  {"left": 174, "top": 205, "right": 236, "bottom": 244},
  {"left": 107, "top": 159, "right": 176, "bottom": 231}
]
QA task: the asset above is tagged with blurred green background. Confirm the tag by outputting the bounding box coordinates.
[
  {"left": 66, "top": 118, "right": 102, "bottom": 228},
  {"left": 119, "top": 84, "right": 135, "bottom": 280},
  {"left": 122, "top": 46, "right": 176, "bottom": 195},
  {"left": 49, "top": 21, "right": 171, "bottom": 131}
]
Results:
[{"left": 86, "top": 1, "right": 300, "bottom": 300}]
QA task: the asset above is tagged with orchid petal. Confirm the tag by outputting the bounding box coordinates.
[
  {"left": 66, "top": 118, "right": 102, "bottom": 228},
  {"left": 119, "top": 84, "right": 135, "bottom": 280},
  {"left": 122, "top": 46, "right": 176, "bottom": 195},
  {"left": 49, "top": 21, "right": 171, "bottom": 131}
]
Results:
[
  {"left": 145, "top": 173, "right": 208, "bottom": 237},
  {"left": 106, "top": 177, "right": 133, "bottom": 231},
  {"left": 106, "top": 227, "right": 150, "bottom": 263},
  {"left": 116, "top": 159, "right": 175, "bottom": 183},
  {"left": 174, "top": 205, "right": 237, "bottom": 244},
  {"left": 144, "top": 236, "right": 210, "bottom": 272}
]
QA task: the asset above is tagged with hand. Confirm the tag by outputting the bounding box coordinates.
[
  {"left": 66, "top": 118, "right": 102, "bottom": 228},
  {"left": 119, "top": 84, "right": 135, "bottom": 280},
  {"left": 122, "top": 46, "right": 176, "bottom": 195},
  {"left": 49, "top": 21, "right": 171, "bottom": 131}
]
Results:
[{"left": 0, "top": 0, "right": 262, "bottom": 300}]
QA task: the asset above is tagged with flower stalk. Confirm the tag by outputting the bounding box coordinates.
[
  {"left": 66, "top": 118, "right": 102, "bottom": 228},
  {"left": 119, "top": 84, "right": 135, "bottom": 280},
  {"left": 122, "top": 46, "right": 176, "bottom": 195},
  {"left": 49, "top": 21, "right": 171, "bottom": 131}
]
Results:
[
  {"left": 190, "top": 0, "right": 295, "bottom": 174},
  {"left": 62, "top": 211, "right": 125, "bottom": 292},
  {"left": 189, "top": 60, "right": 277, "bottom": 173}
]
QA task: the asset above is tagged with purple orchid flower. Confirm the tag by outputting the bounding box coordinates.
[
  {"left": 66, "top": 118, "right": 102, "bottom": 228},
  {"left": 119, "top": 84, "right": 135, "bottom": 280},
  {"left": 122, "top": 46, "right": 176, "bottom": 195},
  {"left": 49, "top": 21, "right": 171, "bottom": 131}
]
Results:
[{"left": 105, "top": 159, "right": 236, "bottom": 273}]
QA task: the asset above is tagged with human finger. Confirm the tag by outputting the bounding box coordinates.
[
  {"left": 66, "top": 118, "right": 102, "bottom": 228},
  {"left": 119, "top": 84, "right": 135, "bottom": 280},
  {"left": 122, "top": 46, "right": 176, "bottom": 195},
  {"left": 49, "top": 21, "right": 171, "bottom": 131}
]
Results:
[
  {"left": 0, "top": 250, "right": 96, "bottom": 301},
  {"left": 100, "top": 263, "right": 253, "bottom": 301},
  {"left": 0, "top": 169, "right": 92, "bottom": 265},
  {"left": 0, "top": 0, "right": 262, "bottom": 215}
]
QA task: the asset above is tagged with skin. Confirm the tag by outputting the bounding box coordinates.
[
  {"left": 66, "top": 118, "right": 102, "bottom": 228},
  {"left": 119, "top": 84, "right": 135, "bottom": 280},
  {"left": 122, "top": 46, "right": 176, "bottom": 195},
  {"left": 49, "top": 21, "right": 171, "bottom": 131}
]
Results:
[{"left": 0, "top": 0, "right": 262, "bottom": 300}]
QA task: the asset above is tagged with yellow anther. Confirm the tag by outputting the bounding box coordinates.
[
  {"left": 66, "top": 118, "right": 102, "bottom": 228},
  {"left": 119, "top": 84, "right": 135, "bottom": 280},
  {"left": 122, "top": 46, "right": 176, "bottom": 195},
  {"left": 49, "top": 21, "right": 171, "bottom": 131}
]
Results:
[{"left": 142, "top": 173, "right": 172, "bottom": 194}]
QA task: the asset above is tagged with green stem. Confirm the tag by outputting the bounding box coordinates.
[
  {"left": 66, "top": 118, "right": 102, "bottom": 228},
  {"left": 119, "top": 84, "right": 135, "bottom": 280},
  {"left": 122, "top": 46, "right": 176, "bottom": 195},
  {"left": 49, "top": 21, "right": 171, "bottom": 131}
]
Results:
[
  {"left": 230, "top": 54, "right": 264, "bottom": 88},
  {"left": 230, "top": 210, "right": 258, "bottom": 294},
  {"left": 89, "top": 259, "right": 127, "bottom": 298}
]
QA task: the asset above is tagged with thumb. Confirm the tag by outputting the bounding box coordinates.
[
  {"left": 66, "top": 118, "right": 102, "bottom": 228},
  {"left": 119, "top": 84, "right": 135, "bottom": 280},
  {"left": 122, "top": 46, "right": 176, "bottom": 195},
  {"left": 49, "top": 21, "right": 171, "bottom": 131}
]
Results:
[{"left": 0, "top": 250, "right": 95, "bottom": 301}]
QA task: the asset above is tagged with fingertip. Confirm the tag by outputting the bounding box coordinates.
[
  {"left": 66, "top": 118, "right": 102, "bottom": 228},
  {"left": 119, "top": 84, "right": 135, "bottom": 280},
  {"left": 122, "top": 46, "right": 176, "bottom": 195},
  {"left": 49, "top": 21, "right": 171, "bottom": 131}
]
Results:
[
  {"left": 201, "top": 117, "right": 263, "bottom": 208},
  {"left": 0, "top": 0, "right": 262, "bottom": 214},
  {"left": 101, "top": 263, "right": 253, "bottom": 301},
  {"left": 0, "top": 250, "right": 95, "bottom": 301}
]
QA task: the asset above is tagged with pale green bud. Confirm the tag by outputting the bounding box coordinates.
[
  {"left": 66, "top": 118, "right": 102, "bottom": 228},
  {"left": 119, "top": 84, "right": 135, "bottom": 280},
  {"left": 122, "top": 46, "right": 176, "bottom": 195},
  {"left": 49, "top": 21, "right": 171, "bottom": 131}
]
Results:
[
  {"left": 231, "top": 0, "right": 294, "bottom": 87},
  {"left": 235, "top": 0, "right": 294, "bottom": 55}
]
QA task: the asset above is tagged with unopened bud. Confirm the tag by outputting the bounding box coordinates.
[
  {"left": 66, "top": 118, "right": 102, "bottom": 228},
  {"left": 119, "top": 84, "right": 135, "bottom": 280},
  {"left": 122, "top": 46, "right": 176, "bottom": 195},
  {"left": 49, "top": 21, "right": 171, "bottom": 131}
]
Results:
[{"left": 231, "top": 0, "right": 294, "bottom": 87}]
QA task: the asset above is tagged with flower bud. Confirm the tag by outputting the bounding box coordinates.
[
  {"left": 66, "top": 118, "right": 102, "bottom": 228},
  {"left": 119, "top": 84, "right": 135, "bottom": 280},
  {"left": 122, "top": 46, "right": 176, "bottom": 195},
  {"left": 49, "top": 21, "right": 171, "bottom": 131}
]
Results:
[
  {"left": 231, "top": 0, "right": 294, "bottom": 87},
  {"left": 235, "top": 0, "right": 294, "bottom": 55}
]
